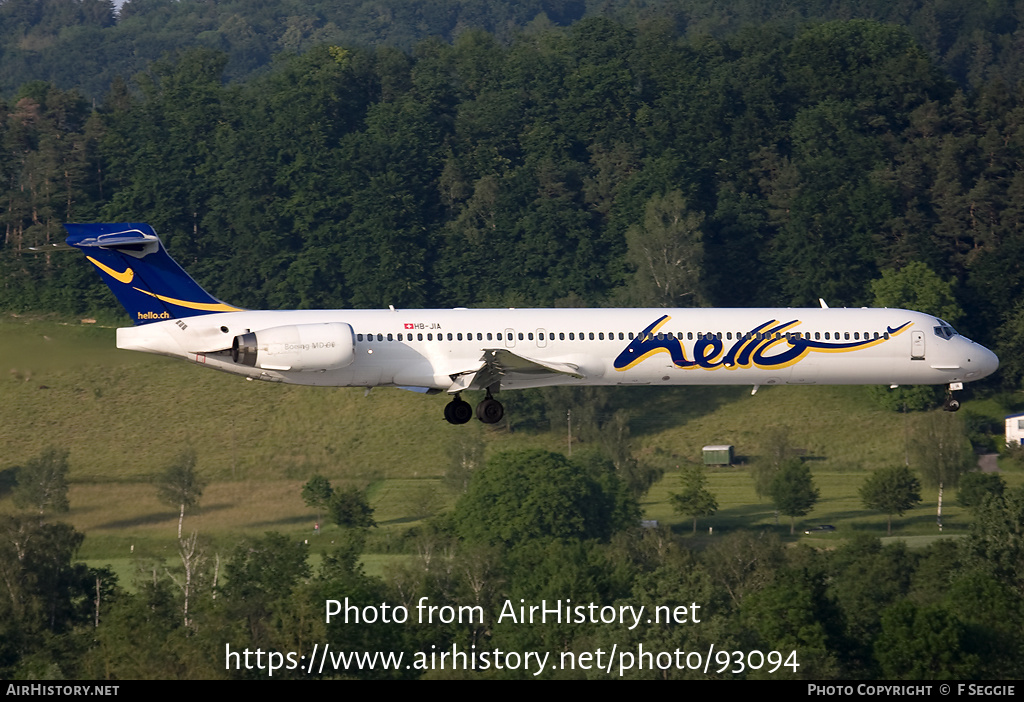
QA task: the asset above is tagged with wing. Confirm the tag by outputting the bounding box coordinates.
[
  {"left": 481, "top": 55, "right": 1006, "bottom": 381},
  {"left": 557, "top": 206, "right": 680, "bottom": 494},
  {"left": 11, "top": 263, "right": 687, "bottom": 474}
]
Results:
[{"left": 446, "top": 348, "right": 585, "bottom": 393}]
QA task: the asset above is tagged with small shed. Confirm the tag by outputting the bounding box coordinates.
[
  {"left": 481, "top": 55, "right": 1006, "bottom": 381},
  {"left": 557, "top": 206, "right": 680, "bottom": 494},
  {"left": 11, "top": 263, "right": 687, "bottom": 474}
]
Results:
[
  {"left": 702, "top": 444, "right": 734, "bottom": 467},
  {"left": 1005, "top": 413, "right": 1024, "bottom": 446}
]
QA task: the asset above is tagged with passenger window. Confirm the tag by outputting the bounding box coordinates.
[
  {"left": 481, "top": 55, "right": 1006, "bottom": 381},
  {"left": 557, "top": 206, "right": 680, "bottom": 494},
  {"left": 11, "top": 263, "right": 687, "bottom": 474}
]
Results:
[
  {"left": 486, "top": 333, "right": 492, "bottom": 341},
  {"left": 357, "top": 333, "right": 364, "bottom": 342}
]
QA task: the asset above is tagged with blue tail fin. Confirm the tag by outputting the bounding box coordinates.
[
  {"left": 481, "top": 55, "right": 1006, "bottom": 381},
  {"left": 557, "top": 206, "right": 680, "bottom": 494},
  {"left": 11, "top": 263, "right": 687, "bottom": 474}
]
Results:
[{"left": 64, "top": 223, "right": 240, "bottom": 325}]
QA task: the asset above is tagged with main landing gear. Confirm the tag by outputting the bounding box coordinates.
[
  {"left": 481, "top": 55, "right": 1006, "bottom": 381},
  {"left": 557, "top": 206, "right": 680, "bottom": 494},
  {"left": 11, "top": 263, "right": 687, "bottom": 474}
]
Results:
[
  {"left": 943, "top": 382, "right": 962, "bottom": 412},
  {"left": 444, "top": 392, "right": 504, "bottom": 425}
]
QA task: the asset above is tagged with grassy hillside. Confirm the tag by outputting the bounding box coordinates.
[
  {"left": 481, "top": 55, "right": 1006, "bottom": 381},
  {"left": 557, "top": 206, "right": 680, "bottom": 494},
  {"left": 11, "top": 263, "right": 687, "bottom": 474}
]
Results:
[{"left": 2, "top": 315, "right": 1019, "bottom": 566}]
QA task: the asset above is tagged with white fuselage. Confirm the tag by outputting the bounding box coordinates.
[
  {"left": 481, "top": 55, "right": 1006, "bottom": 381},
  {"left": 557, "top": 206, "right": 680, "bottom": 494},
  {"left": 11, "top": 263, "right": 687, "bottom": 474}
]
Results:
[{"left": 115, "top": 307, "right": 999, "bottom": 392}]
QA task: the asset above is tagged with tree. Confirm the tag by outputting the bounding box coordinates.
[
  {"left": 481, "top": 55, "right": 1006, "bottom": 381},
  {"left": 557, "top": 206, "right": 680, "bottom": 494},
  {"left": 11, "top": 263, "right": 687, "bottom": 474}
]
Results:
[
  {"left": 222, "top": 532, "right": 311, "bottom": 646},
  {"left": 870, "top": 261, "right": 964, "bottom": 325},
  {"left": 670, "top": 465, "right": 718, "bottom": 534},
  {"left": 769, "top": 458, "right": 819, "bottom": 534},
  {"left": 453, "top": 449, "right": 637, "bottom": 546},
  {"left": 301, "top": 475, "right": 334, "bottom": 524},
  {"left": 859, "top": 466, "right": 921, "bottom": 536},
  {"left": 957, "top": 471, "right": 1005, "bottom": 509},
  {"left": 874, "top": 601, "right": 978, "bottom": 679},
  {"left": 12, "top": 447, "right": 70, "bottom": 521},
  {"left": 327, "top": 488, "right": 375, "bottom": 529},
  {"left": 155, "top": 449, "right": 205, "bottom": 539},
  {"left": 963, "top": 486, "right": 1024, "bottom": 595},
  {"left": 750, "top": 427, "right": 797, "bottom": 499},
  {"left": 623, "top": 190, "right": 706, "bottom": 307},
  {"left": 909, "top": 412, "right": 973, "bottom": 489}
]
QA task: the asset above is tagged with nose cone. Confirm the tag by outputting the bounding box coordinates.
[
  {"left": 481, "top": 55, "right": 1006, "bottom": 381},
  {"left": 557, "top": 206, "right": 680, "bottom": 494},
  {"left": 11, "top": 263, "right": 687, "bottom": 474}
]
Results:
[{"left": 970, "top": 343, "right": 999, "bottom": 380}]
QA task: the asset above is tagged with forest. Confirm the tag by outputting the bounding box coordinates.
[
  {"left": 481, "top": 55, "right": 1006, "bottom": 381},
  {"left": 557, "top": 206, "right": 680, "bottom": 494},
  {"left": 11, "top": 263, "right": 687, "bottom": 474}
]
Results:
[
  {"left": 4, "top": 446, "right": 1024, "bottom": 679},
  {"left": 2, "top": 0, "right": 1024, "bottom": 680},
  {"left": 3, "top": 3, "right": 1024, "bottom": 387}
]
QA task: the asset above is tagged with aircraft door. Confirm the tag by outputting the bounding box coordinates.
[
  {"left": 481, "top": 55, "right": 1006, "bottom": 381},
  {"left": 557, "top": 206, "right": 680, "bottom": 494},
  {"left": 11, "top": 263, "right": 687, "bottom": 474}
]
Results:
[
  {"left": 537, "top": 328, "right": 548, "bottom": 348},
  {"left": 505, "top": 328, "right": 516, "bottom": 348},
  {"left": 911, "top": 331, "right": 925, "bottom": 360}
]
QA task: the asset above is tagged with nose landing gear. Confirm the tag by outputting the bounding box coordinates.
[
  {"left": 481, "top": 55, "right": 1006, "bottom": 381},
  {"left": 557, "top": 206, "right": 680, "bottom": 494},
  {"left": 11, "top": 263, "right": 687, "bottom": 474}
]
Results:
[{"left": 943, "top": 382, "right": 962, "bottom": 412}]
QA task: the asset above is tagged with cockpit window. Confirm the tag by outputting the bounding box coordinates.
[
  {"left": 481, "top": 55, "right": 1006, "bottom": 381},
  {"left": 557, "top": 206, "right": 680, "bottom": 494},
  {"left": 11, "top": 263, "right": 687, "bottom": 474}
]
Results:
[{"left": 933, "top": 320, "right": 957, "bottom": 340}]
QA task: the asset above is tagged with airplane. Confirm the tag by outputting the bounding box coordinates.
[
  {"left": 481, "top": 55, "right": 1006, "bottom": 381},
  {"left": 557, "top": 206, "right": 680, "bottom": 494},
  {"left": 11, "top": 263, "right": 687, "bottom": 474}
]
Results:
[{"left": 64, "top": 223, "right": 999, "bottom": 424}]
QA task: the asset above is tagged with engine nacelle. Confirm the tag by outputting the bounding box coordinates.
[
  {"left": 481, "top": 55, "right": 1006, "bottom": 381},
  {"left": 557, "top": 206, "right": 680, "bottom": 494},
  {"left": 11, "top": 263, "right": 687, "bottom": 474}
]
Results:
[{"left": 232, "top": 323, "right": 355, "bottom": 372}]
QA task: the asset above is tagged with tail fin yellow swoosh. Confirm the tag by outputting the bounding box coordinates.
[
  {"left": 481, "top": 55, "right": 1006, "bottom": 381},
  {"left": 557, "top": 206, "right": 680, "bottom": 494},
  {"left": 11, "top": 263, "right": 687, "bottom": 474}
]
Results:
[{"left": 86, "top": 256, "right": 134, "bottom": 284}]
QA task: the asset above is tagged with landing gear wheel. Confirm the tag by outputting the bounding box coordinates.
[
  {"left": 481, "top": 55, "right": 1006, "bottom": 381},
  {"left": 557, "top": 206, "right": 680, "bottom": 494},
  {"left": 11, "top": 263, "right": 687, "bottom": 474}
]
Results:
[
  {"left": 444, "top": 396, "right": 472, "bottom": 424},
  {"left": 476, "top": 397, "right": 504, "bottom": 424},
  {"left": 943, "top": 398, "right": 961, "bottom": 412}
]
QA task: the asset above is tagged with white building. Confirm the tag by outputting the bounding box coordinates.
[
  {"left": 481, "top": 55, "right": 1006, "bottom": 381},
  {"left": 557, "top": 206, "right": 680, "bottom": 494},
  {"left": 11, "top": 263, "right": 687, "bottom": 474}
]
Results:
[{"left": 1005, "top": 412, "right": 1024, "bottom": 446}]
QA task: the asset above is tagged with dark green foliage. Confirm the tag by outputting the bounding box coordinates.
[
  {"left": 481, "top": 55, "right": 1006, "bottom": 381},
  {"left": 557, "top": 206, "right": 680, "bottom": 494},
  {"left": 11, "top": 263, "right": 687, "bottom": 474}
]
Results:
[
  {"left": 871, "top": 261, "right": 963, "bottom": 324},
  {"left": 222, "top": 532, "right": 312, "bottom": 647},
  {"left": 327, "top": 488, "right": 376, "bottom": 529},
  {"left": 963, "top": 486, "right": 1024, "bottom": 596},
  {"left": 740, "top": 563, "right": 844, "bottom": 678},
  {"left": 453, "top": 449, "right": 638, "bottom": 546},
  {"left": 943, "top": 570, "right": 1024, "bottom": 679},
  {"left": 874, "top": 600, "right": 978, "bottom": 679},
  {"left": 957, "top": 471, "right": 1005, "bottom": 509},
  {"left": 866, "top": 384, "right": 943, "bottom": 413},
  {"left": 0, "top": 515, "right": 95, "bottom": 679},
  {"left": 859, "top": 465, "right": 922, "bottom": 535},
  {"left": 769, "top": 458, "right": 819, "bottom": 534},
  {"left": 0, "top": 8, "right": 1019, "bottom": 392},
  {"left": 828, "top": 535, "right": 916, "bottom": 675},
  {"left": 670, "top": 464, "right": 718, "bottom": 534},
  {"left": 300, "top": 474, "right": 334, "bottom": 522}
]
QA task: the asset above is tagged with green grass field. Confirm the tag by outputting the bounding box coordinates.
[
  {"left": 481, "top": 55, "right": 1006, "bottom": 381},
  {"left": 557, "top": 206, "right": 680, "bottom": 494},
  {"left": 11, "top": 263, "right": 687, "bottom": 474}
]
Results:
[{"left": 2, "top": 315, "right": 1021, "bottom": 568}]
